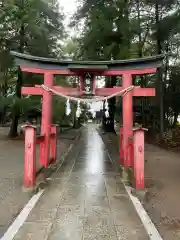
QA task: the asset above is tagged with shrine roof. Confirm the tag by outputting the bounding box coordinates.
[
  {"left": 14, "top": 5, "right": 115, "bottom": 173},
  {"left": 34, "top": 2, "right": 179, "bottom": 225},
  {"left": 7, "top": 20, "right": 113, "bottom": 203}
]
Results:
[{"left": 11, "top": 51, "right": 164, "bottom": 72}]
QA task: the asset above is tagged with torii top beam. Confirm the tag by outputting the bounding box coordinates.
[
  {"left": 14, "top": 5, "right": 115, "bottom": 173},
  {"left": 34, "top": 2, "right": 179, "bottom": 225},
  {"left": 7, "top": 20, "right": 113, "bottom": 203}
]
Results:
[{"left": 10, "top": 51, "right": 164, "bottom": 76}]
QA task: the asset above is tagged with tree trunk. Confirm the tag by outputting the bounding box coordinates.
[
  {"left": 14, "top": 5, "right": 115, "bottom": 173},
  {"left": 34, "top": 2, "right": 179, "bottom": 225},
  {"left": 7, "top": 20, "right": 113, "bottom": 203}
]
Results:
[
  {"left": 173, "top": 111, "right": 179, "bottom": 128},
  {"left": 163, "top": 43, "right": 169, "bottom": 131},
  {"left": 9, "top": 22, "right": 25, "bottom": 138},
  {"left": 155, "top": 2, "right": 164, "bottom": 138},
  {"left": 8, "top": 68, "right": 23, "bottom": 137},
  {"left": 73, "top": 113, "right": 77, "bottom": 128},
  {"left": 0, "top": 75, "right": 8, "bottom": 125},
  {"left": 136, "top": 0, "right": 146, "bottom": 127}
]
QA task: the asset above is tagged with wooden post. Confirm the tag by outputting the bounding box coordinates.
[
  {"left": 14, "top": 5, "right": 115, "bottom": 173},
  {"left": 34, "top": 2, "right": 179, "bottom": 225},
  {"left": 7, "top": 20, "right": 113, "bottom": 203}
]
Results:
[
  {"left": 120, "top": 127, "right": 124, "bottom": 165},
  {"left": 50, "top": 125, "right": 57, "bottom": 164},
  {"left": 133, "top": 127, "right": 147, "bottom": 190},
  {"left": 40, "top": 72, "right": 53, "bottom": 167},
  {"left": 122, "top": 73, "right": 133, "bottom": 167},
  {"left": 24, "top": 125, "right": 36, "bottom": 188}
]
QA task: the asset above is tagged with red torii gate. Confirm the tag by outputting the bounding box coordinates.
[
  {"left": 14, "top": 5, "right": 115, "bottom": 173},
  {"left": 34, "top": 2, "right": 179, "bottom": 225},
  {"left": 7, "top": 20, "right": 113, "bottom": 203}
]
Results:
[{"left": 11, "top": 51, "right": 164, "bottom": 189}]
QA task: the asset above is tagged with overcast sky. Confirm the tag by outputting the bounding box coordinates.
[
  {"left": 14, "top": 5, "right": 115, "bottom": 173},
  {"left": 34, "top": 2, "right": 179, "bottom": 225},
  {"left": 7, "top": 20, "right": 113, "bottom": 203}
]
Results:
[
  {"left": 58, "top": 0, "right": 78, "bottom": 31},
  {"left": 59, "top": 0, "right": 77, "bottom": 15}
]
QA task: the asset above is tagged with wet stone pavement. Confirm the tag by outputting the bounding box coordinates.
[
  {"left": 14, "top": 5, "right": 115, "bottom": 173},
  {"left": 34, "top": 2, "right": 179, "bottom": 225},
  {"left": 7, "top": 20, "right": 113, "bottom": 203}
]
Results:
[{"left": 13, "top": 125, "right": 148, "bottom": 240}]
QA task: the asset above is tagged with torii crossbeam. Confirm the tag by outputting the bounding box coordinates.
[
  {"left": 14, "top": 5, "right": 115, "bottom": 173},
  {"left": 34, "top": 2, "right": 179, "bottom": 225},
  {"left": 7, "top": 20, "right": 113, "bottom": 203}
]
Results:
[{"left": 11, "top": 51, "right": 164, "bottom": 169}]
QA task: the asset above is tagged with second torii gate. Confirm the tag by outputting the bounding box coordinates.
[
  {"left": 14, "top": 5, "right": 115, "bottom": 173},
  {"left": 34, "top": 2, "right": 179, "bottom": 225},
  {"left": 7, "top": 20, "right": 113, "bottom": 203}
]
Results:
[{"left": 11, "top": 51, "right": 164, "bottom": 171}]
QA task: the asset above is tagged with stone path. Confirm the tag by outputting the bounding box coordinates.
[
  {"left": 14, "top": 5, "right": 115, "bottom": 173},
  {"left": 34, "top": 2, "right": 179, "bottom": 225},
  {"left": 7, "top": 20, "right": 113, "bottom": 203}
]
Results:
[{"left": 13, "top": 125, "right": 148, "bottom": 240}]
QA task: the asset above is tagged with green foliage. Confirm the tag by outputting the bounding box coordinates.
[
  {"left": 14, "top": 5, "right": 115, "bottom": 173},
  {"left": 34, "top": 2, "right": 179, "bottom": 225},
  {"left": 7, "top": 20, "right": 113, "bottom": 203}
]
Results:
[
  {"left": 71, "top": 0, "right": 180, "bottom": 133},
  {"left": 1, "top": 0, "right": 180, "bottom": 136},
  {"left": 0, "top": 0, "right": 68, "bottom": 134},
  {"left": 74, "top": 0, "right": 131, "bottom": 60},
  {"left": 63, "top": 38, "right": 81, "bottom": 60}
]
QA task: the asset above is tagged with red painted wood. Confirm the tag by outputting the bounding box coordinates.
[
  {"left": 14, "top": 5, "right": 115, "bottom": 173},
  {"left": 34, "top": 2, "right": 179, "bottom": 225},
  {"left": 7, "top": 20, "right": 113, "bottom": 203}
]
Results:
[
  {"left": 122, "top": 73, "right": 133, "bottom": 168},
  {"left": 120, "top": 127, "right": 124, "bottom": 165},
  {"left": 53, "top": 86, "right": 81, "bottom": 96},
  {"left": 24, "top": 126, "right": 36, "bottom": 188},
  {"left": 22, "top": 85, "right": 155, "bottom": 97},
  {"left": 50, "top": 125, "right": 57, "bottom": 164},
  {"left": 95, "top": 88, "right": 116, "bottom": 96},
  {"left": 22, "top": 86, "right": 81, "bottom": 96},
  {"left": 20, "top": 66, "right": 156, "bottom": 76},
  {"left": 128, "top": 137, "right": 134, "bottom": 167},
  {"left": 103, "top": 68, "right": 156, "bottom": 76},
  {"left": 40, "top": 73, "right": 53, "bottom": 167},
  {"left": 95, "top": 87, "right": 155, "bottom": 96},
  {"left": 36, "top": 135, "right": 45, "bottom": 144},
  {"left": 21, "top": 86, "right": 43, "bottom": 95},
  {"left": 133, "top": 88, "right": 155, "bottom": 96},
  {"left": 133, "top": 129, "right": 145, "bottom": 190},
  {"left": 20, "top": 67, "right": 76, "bottom": 75}
]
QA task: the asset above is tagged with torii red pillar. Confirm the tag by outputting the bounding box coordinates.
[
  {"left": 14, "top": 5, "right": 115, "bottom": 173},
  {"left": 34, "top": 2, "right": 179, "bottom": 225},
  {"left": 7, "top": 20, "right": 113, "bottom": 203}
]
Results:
[
  {"left": 122, "top": 73, "right": 133, "bottom": 168},
  {"left": 96, "top": 68, "right": 156, "bottom": 168},
  {"left": 40, "top": 73, "right": 53, "bottom": 167},
  {"left": 21, "top": 72, "right": 155, "bottom": 169}
]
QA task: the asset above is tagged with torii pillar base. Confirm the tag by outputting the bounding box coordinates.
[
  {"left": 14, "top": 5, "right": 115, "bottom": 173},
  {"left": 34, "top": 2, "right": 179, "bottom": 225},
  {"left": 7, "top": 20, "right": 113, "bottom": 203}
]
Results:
[{"left": 131, "top": 188, "right": 147, "bottom": 202}]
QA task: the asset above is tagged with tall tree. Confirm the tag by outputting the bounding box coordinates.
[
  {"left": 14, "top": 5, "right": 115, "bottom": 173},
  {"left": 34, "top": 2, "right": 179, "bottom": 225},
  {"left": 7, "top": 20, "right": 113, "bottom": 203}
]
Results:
[
  {"left": 0, "top": 0, "right": 66, "bottom": 137},
  {"left": 72, "top": 0, "right": 133, "bottom": 132}
]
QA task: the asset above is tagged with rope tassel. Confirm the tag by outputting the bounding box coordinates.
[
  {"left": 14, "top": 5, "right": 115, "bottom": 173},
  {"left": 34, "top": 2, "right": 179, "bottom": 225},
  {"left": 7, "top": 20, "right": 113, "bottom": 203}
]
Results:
[
  {"left": 92, "top": 109, "right": 96, "bottom": 118},
  {"left": 105, "top": 110, "right": 109, "bottom": 118},
  {"left": 105, "top": 99, "right": 109, "bottom": 118},
  {"left": 66, "top": 99, "right": 71, "bottom": 116},
  {"left": 39, "top": 84, "right": 136, "bottom": 121},
  {"left": 76, "top": 100, "right": 81, "bottom": 118}
]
